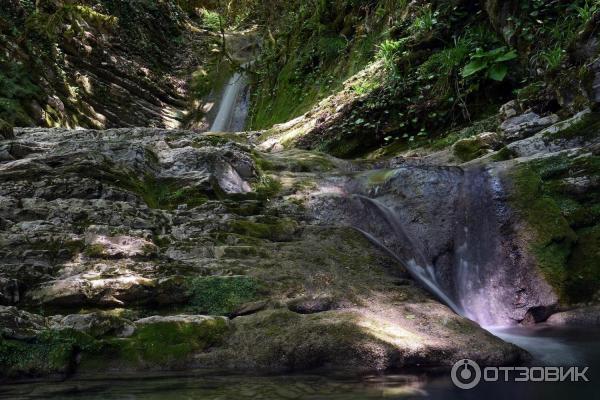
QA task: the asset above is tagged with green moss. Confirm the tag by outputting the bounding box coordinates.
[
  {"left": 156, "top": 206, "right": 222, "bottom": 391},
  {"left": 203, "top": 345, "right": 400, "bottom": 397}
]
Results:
[
  {"left": 81, "top": 318, "right": 228, "bottom": 369},
  {"left": 492, "top": 146, "right": 516, "bottom": 162},
  {"left": 453, "top": 137, "right": 487, "bottom": 162},
  {"left": 229, "top": 218, "right": 298, "bottom": 242},
  {"left": 511, "top": 153, "right": 600, "bottom": 303},
  {"left": 84, "top": 167, "right": 209, "bottom": 210},
  {"left": 84, "top": 243, "right": 106, "bottom": 258},
  {"left": 185, "top": 276, "right": 261, "bottom": 315},
  {"left": 545, "top": 112, "right": 600, "bottom": 140},
  {"left": 0, "top": 329, "right": 97, "bottom": 378},
  {"left": 252, "top": 175, "right": 282, "bottom": 201}
]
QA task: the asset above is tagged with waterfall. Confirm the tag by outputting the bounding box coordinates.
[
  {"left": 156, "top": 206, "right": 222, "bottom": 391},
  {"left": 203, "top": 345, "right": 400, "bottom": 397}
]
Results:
[
  {"left": 354, "top": 196, "right": 464, "bottom": 316},
  {"left": 345, "top": 166, "right": 539, "bottom": 328},
  {"left": 210, "top": 69, "right": 249, "bottom": 132}
]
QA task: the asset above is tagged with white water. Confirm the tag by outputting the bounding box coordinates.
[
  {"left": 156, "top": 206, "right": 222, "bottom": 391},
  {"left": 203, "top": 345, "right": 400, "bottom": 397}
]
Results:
[
  {"left": 210, "top": 70, "right": 249, "bottom": 132},
  {"left": 354, "top": 196, "right": 464, "bottom": 315}
]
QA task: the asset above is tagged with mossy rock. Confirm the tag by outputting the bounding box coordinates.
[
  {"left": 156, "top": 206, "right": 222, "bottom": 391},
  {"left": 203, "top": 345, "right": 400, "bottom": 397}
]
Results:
[
  {"left": 511, "top": 152, "right": 600, "bottom": 303},
  {"left": 185, "top": 276, "right": 263, "bottom": 316},
  {"left": 453, "top": 137, "right": 488, "bottom": 162},
  {"left": 81, "top": 316, "right": 228, "bottom": 370},
  {"left": 0, "top": 329, "right": 97, "bottom": 379},
  {"left": 228, "top": 217, "right": 299, "bottom": 242}
]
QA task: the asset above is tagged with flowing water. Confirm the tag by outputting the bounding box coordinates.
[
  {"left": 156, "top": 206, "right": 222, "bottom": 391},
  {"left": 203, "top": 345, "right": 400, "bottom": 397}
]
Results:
[{"left": 209, "top": 68, "right": 250, "bottom": 132}]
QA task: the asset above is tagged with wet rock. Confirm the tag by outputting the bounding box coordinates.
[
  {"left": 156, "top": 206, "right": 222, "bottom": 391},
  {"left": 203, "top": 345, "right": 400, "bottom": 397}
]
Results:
[
  {"left": 0, "top": 306, "right": 46, "bottom": 340},
  {"left": 547, "top": 306, "right": 600, "bottom": 327}
]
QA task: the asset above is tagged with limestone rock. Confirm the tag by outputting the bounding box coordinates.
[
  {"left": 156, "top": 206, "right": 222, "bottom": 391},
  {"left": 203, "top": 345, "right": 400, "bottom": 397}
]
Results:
[
  {"left": 48, "top": 312, "right": 135, "bottom": 338},
  {"left": 500, "top": 112, "right": 560, "bottom": 140}
]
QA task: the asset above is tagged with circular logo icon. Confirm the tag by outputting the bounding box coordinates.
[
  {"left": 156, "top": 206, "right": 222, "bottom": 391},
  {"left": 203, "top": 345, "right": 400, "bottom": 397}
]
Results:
[{"left": 451, "top": 359, "right": 482, "bottom": 390}]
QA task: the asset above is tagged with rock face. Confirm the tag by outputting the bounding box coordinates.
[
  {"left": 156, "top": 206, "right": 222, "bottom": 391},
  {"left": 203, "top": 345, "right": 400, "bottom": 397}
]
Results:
[
  {"left": 0, "top": 127, "right": 528, "bottom": 380},
  {"left": 547, "top": 306, "right": 600, "bottom": 327}
]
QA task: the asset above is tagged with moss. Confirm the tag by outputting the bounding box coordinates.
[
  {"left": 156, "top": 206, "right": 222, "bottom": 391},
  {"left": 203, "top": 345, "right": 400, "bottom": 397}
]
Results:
[
  {"left": 84, "top": 243, "right": 106, "bottom": 258},
  {"left": 229, "top": 218, "right": 298, "bottom": 242},
  {"left": 252, "top": 175, "right": 282, "bottom": 201},
  {"left": 82, "top": 318, "right": 228, "bottom": 369},
  {"left": 185, "top": 276, "right": 261, "bottom": 316},
  {"left": 0, "top": 329, "right": 97, "bottom": 378},
  {"left": 453, "top": 137, "right": 487, "bottom": 162},
  {"left": 511, "top": 153, "right": 600, "bottom": 303},
  {"left": 545, "top": 111, "right": 600, "bottom": 140},
  {"left": 492, "top": 146, "right": 516, "bottom": 162},
  {"left": 86, "top": 167, "right": 209, "bottom": 210}
]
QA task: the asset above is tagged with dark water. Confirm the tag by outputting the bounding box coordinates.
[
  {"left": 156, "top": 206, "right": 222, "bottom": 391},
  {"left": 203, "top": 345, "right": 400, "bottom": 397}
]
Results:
[{"left": 1, "top": 326, "right": 598, "bottom": 400}]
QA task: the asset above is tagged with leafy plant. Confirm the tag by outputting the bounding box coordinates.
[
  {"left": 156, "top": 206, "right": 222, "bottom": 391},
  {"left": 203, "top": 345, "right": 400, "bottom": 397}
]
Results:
[
  {"left": 201, "top": 8, "right": 221, "bottom": 31},
  {"left": 409, "top": 8, "right": 439, "bottom": 35},
  {"left": 540, "top": 45, "right": 565, "bottom": 70},
  {"left": 574, "top": 0, "right": 600, "bottom": 23},
  {"left": 461, "top": 47, "right": 518, "bottom": 82},
  {"left": 377, "top": 39, "right": 404, "bottom": 72}
]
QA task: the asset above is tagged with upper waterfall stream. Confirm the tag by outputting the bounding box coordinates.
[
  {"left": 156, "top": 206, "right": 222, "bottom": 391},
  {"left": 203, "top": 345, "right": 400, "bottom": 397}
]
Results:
[{"left": 210, "top": 68, "right": 250, "bottom": 132}]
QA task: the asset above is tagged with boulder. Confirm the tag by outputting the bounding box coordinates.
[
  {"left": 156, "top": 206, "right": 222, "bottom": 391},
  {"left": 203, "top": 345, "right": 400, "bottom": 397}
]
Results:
[{"left": 547, "top": 306, "right": 600, "bottom": 327}]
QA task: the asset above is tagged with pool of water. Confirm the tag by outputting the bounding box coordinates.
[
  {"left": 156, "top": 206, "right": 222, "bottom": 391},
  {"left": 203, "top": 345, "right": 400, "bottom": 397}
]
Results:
[{"left": 1, "top": 326, "right": 597, "bottom": 400}]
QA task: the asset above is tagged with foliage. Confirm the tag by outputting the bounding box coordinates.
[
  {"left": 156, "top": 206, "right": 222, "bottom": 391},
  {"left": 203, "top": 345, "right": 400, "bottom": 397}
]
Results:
[
  {"left": 25, "top": 4, "right": 117, "bottom": 40},
  {"left": 201, "top": 8, "right": 221, "bottom": 31},
  {"left": 461, "top": 47, "right": 517, "bottom": 82},
  {"left": 377, "top": 39, "right": 404, "bottom": 72},
  {"left": 409, "top": 7, "right": 439, "bottom": 35},
  {"left": 574, "top": 0, "right": 600, "bottom": 23}
]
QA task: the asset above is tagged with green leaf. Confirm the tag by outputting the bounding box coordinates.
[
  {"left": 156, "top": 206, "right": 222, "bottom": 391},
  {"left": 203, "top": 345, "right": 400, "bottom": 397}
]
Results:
[
  {"left": 495, "top": 50, "right": 518, "bottom": 62},
  {"left": 461, "top": 59, "right": 488, "bottom": 77},
  {"left": 488, "top": 63, "right": 508, "bottom": 81}
]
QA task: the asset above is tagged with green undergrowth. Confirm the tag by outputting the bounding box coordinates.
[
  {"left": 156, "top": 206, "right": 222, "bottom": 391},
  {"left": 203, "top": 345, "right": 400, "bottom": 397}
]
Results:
[
  {"left": 185, "top": 276, "right": 262, "bottom": 315},
  {"left": 512, "top": 152, "right": 600, "bottom": 303}
]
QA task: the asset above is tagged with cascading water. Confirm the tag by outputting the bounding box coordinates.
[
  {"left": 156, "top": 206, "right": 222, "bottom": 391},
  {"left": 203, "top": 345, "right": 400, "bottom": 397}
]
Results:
[
  {"left": 210, "top": 68, "right": 250, "bottom": 132},
  {"left": 346, "top": 165, "right": 555, "bottom": 329},
  {"left": 354, "top": 195, "right": 463, "bottom": 315}
]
